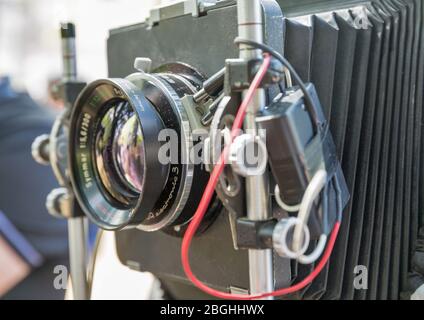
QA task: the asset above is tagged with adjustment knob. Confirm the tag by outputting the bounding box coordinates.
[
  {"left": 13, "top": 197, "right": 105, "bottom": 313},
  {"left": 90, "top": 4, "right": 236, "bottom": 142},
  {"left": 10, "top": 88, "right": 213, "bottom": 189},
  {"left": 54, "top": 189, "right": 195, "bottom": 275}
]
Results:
[
  {"left": 32, "top": 134, "right": 50, "bottom": 165},
  {"left": 229, "top": 134, "right": 268, "bottom": 177},
  {"left": 46, "top": 188, "right": 71, "bottom": 218},
  {"left": 273, "top": 217, "right": 310, "bottom": 259}
]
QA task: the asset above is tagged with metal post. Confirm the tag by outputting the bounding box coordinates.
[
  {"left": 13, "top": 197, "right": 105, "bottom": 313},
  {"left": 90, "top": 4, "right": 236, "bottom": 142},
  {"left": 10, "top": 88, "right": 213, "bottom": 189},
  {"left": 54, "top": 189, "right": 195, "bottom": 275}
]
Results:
[
  {"left": 68, "top": 218, "right": 89, "bottom": 300},
  {"left": 237, "top": 0, "right": 274, "bottom": 298},
  {"left": 61, "top": 23, "right": 78, "bottom": 83},
  {"left": 61, "top": 23, "right": 89, "bottom": 300}
]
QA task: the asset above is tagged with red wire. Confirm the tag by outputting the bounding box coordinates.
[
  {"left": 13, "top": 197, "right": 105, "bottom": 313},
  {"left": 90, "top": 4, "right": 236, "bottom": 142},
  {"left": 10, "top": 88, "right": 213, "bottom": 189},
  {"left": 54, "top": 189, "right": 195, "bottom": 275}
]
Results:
[{"left": 181, "top": 53, "right": 341, "bottom": 300}]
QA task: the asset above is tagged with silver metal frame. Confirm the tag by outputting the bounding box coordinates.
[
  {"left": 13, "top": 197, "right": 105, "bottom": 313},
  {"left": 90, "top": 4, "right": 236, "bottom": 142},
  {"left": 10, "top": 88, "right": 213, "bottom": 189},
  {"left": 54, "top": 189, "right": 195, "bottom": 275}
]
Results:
[
  {"left": 68, "top": 217, "right": 89, "bottom": 300},
  {"left": 237, "top": 0, "right": 274, "bottom": 298},
  {"left": 61, "top": 27, "right": 89, "bottom": 300}
]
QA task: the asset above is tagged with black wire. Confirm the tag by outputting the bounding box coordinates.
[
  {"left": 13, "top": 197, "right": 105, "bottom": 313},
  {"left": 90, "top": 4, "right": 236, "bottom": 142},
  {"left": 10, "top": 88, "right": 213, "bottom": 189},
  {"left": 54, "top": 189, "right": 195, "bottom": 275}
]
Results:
[
  {"left": 322, "top": 182, "right": 329, "bottom": 226},
  {"left": 332, "top": 176, "right": 343, "bottom": 223},
  {"left": 234, "top": 37, "right": 322, "bottom": 133},
  {"left": 278, "top": 81, "right": 286, "bottom": 96}
]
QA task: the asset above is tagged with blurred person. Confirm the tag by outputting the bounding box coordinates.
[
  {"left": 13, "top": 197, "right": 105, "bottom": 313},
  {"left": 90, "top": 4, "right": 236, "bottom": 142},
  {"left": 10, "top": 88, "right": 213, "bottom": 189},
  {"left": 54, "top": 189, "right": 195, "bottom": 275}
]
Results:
[{"left": 0, "top": 75, "right": 69, "bottom": 300}]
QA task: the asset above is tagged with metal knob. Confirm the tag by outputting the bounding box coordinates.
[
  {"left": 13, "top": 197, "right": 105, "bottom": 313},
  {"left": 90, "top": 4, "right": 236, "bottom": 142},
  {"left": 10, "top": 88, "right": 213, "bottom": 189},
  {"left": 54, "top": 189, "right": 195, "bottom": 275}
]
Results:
[
  {"left": 32, "top": 134, "right": 51, "bottom": 165},
  {"left": 46, "top": 188, "right": 71, "bottom": 218},
  {"left": 229, "top": 134, "right": 268, "bottom": 177},
  {"left": 272, "top": 217, "right": 310, "bottom": 259}
]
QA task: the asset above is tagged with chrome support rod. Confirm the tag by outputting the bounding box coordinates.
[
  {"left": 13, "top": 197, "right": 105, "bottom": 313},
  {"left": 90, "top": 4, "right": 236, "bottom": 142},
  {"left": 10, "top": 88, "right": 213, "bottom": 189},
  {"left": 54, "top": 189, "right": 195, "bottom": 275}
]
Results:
[
  {"left": 68, "top": 218, "right": 89, "bottom": 300},
  {"left": 60, "top": 22, "right": 89, "bottom": 300},
  {"left": 237, "top": 0, "right": 274, "bottom": 298},
  {"left": 61, "top": 23, "right": 77, "bottom": 83}
]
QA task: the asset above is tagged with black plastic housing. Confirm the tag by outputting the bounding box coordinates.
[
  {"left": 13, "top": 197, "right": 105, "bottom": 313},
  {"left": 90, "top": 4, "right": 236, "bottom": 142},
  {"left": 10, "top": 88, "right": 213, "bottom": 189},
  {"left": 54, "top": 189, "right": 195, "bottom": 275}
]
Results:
[
  {"left": 258, "top": 89, "right": 316, "bottom": 206},
  {"left": 257, "top": 84, "right": 349, "bottom": 237}
]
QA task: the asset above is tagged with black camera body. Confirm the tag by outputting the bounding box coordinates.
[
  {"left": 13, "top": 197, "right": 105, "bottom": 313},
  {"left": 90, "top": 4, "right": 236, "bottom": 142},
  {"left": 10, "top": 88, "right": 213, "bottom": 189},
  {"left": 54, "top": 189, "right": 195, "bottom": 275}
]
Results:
[{"left": 108, "top": 1, "right": 287, "bottom": 298}]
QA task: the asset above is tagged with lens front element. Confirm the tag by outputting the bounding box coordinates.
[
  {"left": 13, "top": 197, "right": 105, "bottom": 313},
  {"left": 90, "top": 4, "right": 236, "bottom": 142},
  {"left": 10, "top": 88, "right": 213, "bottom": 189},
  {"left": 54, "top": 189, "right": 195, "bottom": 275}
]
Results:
[
  {"left": 69, "top": 79, "right": 167, "bottom": 230},
  {"left": 113, "top": 108, "right": 145, "bottom": 193},
  {"left": 95, "top": 100, "right": 146, "bottom": 206}
]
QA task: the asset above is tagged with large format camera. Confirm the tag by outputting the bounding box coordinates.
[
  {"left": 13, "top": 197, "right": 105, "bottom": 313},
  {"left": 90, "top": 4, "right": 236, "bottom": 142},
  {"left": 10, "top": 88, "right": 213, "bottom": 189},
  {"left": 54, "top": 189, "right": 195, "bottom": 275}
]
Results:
[
  {"left": 34, "top": 0, "right": 424, "bottom": 300},
  {"left": 67, "top": 0, "right": 350, "bottom": 299}
]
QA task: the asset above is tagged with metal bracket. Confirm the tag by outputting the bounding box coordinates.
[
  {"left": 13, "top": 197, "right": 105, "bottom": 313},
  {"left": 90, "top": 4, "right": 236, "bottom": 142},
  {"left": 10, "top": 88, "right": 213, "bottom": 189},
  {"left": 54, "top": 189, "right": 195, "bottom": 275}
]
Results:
[
  {"left": 236, "top": 218, "right": 276, "bottom": 250},
  {"left": 147, "top": 0, "right": 220, "bottom": 27}
]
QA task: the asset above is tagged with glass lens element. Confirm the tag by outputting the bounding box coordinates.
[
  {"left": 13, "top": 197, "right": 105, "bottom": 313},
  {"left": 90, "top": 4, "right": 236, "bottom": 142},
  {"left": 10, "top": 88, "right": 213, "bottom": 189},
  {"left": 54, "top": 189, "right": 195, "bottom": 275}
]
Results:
[
  {"left": 113, "top": 110, "right": 145, "bottom": 192},
  {"left": 95, "top": 100, "right": 145, "bottom": 204}
]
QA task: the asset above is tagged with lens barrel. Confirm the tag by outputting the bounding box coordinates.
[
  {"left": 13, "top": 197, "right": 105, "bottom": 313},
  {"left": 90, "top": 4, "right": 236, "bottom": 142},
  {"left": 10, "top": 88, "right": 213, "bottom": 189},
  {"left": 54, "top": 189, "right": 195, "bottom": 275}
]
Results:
[
  {"left": 69, "top": 78, "right": 169, "bottom": 230},
  {"left": 69, "top": 66, "right": 210, "bottom": 231}
]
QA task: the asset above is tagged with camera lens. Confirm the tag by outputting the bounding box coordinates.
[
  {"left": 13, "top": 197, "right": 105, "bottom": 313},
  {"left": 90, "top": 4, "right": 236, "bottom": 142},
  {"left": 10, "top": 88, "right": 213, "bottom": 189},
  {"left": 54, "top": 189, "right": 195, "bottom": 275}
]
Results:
[
  {"left": 95, "top": 100, "right": 145, "bottom": 205},
  {"left": 69, "top": 67, "right": 213, "bottom": 231},
  {"left": 69, "top": 79, "right": 170, "bottom": 230}
]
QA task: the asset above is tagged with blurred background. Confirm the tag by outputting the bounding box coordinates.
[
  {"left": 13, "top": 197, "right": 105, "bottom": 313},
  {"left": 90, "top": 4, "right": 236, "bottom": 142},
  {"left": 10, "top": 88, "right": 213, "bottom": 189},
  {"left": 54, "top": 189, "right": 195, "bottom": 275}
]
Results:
[
  {"left": 0, "top": 0, "right": 178, "bottom": 103},
  {"left": 0, "top": 0, "right": 178, "bottom": 300}
]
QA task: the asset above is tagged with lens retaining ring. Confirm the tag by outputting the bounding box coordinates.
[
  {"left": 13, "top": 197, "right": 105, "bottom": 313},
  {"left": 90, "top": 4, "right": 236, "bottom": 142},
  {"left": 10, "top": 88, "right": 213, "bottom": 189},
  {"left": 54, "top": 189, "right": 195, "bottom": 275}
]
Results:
[
  {"left": 69, "top": 78, "right": 168, "bottom": 230},
  {"left": 127, "top": 71, "right": 199, "bottom": 232}
]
